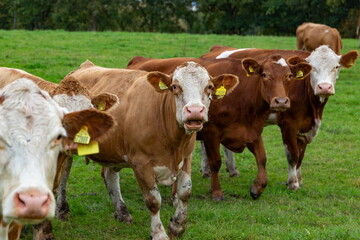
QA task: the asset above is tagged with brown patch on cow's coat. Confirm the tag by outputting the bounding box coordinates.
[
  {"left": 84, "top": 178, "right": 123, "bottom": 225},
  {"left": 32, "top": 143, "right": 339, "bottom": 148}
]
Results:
[{"left": 50, "top": 76, "right": 92, "bottom": 97}]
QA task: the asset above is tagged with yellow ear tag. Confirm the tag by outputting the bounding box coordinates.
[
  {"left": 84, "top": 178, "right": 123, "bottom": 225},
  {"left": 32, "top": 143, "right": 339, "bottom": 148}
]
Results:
[
  {"left": 74, "top": 126, "right": 91, "bottom": 144},
  {"left": 296, "top": 70, "right": 304, "bottom": 79},
  {"left": 77, "top": 141, "right": 99, "bottom": 156},
  {"left": 247, "top": 66, "right": 254, "bottom": 77},
  {"left": 98, "top": 101, "right": 106, "bottom": 111},
  {"left": 215, "top": 85, "right": 227, "bottom": 99},
  {"left": 159, "top": 80, "right": 168, "bottom": 90}
]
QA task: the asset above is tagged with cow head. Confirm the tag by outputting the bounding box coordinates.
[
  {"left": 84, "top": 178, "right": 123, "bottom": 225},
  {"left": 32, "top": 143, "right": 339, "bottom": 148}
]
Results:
[
  {"left": 243, "top": 55, "right": 311, "bottom": 111},
  {"left": 0, "top": 78, "right": 114, "bottom": 227},
  {"left": 50, "top": 76, "right": 118, "bottom": 112},
  {"left": 305, "top": 45, "right": 358, "bottom": 98},
  {"left": 147, "top": 62, "right": 238, "bottom": 134}
]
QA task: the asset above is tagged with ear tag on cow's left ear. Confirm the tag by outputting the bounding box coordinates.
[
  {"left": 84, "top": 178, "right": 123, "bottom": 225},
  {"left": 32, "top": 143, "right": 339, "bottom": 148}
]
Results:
[
  {"left": 74, "top": 126, "right": 91, "bottom": 144},
  {"left": 247, "top": 66, "right": 254, "bottom": 77},
  {"left": 159, "top": 80, "right": 168, "bottom": 90},
  {"left": 98, "top": 101, "right": 106, "bottom": 111},
  {"left": 296, "top": 70, "right": 304, "bottom": 79},
  {"left": 215, "top": 85, "right": 227, "bottom": 99},
  {"left": 77, "top": 141, "right": 99, "bottom": 156}
]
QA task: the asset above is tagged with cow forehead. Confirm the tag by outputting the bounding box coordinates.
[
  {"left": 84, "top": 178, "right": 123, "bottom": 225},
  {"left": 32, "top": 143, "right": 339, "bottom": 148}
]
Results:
[
  {"left": 306, "top": 46, "right": 340, "bottom": 69},
  {"left": 263, "top": 57, "right": 290, "bottom": 74},
  {"left": 173, "top": 62, "right": 210, "bottom": 88}
]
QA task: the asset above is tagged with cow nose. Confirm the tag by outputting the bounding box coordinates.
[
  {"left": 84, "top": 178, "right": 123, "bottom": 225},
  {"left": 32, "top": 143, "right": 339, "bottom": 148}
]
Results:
[
  {"left": 14, "top": 191, "right": 51, "bottom": 219},
  {"left": 185, "top": 106, "right": 205, "bottom": 115},
  {"left": 317, "top": 83, "right": 334, "bottom": 96},
  {"left": 270, "top": 97, "right": 290, "bottom": 111}
]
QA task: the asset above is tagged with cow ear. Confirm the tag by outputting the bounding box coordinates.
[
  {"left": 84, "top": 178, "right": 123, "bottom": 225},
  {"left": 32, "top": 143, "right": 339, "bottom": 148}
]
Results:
[
  {"left": 91, "top": 93, "right": 119, "bottom": 111},
  {"left": 242, "top": 58, "right": 260, "bottom": 77},
  {"left": 287, "top": 56, "right": 307, "bottom": 66},
  {"left": 339, "top": 50, "right": 358, "bottom": 68},
  {"left": 62, "top": 109, "right": 114, "bottom": 142},
  {"left": 290, "top": 62, "right": 312, "bottom": 80},
  {"left": 211, "top": 74, "right": 239, "bottom": 99},
  {"left": 147, "top": 71, "right": 172, "bottom": 93}
]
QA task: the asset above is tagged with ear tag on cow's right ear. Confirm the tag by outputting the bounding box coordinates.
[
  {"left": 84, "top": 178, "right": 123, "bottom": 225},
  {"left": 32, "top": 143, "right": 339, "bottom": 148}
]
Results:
[
  {"left": 77, "top": 141, "right": 99, "bottom": 156},
  {"left": 74, "top": 126, "right": 91, "bottom": 144},
  {"left": 296, "top": 70, "right": 304, "bottom": 79},
  {"left": 159, "top": 80, "right": 168, "bottom": 90},
  {"left": 215, "top": 85, "right": 227, "bottom": 99},
  {"left": 98, "top": 101, "right": 106, "bottom": 111}
]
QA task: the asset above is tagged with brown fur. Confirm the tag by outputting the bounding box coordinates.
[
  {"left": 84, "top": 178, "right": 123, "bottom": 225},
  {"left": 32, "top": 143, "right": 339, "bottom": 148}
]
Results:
[{"left": 296, "top": 22, "right": 342, "bottom": 54}]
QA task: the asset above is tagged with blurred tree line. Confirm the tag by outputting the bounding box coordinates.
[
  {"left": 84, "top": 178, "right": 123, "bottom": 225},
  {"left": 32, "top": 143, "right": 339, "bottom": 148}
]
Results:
[{"left": 0, "top": 0, "right": 359, "bottom": 37}]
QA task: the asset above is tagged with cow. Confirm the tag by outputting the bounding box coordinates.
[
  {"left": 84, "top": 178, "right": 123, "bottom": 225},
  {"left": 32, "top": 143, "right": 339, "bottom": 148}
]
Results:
[
  {"left": 0, "top": 67, "right": 118, "bottom": 240},
  {"left": 0, "top": 78, "right": 115, "bottom": 240},
  {"left": 200, "top": 45, "right": 358, "bottom": 190},
  {"left": 296, "top": 22, "right": 342, "bottom": 54},
  {"left": 126, "top": 55, "right": 313, "bottom": 201},
  {"left": 57, "top": 60, "right": 239, "bottom": 239}
]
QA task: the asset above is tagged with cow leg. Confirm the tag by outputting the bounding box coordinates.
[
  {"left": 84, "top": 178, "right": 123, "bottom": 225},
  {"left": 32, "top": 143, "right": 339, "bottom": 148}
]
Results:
[
  {"left": 296, "top": 141, "right": 308, "bottom": 186},
  {"left": 55, "top": 156, "right": 73, "bottom": 221},
  {"left": 247, "top": 136, "right": 267, "bottom": 200},
  {"left": 199, "top": 140, "right": 211, "bottom": 178},
  {"left": 281, "top": 129, "right": 301, "bottom": 190},
  {"left": 203, "top": 139, "right": 224, "bottom": 201},
  {"left": 223, "top": 146, "right": 239, "bottom": 177},
  {"left": 101, "top": 167, "right": 133, "bottom": 224},
  {"left": 133, "top": 166, "right": 168, "bottom": 240},
  {"left": 169, "top": 156, "right": 192, "bottom": 239},
  {"left": 33, "top": 221, "right": 55, "bottom": 240}
]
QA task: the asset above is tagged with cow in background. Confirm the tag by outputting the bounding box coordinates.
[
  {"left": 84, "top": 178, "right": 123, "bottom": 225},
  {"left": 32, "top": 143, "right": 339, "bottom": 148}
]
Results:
[
  {"left": 60, "top": 61, "right": 238, "bottom": 239},
  {"left": 200, "top": 45, "right": 358, "bottom": 190},
  {"left": 0, "top": 79, "right": 114, "bottom": 240},
  {"left": 296, "top": 22, "right": 342, "bottom": 54}
]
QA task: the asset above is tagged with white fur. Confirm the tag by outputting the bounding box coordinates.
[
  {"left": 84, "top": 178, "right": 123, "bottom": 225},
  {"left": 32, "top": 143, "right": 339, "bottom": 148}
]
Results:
[
  {"left": 297, "top": 118, "right": 321, "bottom": 143},
  {"left": 274, "top": 58, "right": 288, "bottom": 67},
  {"left": 0, "top": 79, "right": 67, "bottom": 226},
  {"left": 172, "top": 62, "right": 211, "bottom": 133},
  {"left": 52, "top": 94, "right": 94, "bottom": 112},
  {"left": 154, "top": 166, "right": 176, "bottom": 186},
  {"left": 306, "top": 45, "right": 341, "bottom": 96},
  {"left": 216, "top": 48, "right": 254, "bottom": 59}
]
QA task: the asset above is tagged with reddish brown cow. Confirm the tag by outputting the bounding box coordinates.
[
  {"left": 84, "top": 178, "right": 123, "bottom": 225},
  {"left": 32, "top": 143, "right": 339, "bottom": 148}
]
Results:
[
  {"left": 127, "top": 55, "right": 312, "bottom": 200},
  {"left": 60, "top": 61, "right": 238, "bottom": 239},
  {"left": 296, "top": 22, "right": 342, "bottom": 54},
  {"left": 200, "top": 45, "right": 358, "bottom": 190}
]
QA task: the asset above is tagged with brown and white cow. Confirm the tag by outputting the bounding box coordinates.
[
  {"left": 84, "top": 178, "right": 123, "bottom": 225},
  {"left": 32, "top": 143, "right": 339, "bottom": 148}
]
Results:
[
  {"left": 0, "top": 67, "right": 118, "bottom": 240},
  {"left": 0, "top": 78, "right": 114, "bottom": 240},
  {"left": 296, "top": 22, "right": 342, "bottom": 54},
  {"left": 59, "top": 61, "right": 238, "bottom": 239},
  {"left": 200, "top": 45, "right": 358, "bottom": 190},
  {"left": 127, "top": 55, "right": 312, "bottom": 200}
]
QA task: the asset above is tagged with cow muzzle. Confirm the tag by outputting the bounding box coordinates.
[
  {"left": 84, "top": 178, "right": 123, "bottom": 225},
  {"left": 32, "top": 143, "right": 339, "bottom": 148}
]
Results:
[
  {"left": 270, "top": 97, "right": 290, "bottom": 111},
  {"left": 13, "top": 189, "right": 53, "bottom": 222},
  {"left": 184, "top": 106, "right": 206, "bottom": 131},
  {"left": 316, "top": 83, "right": 334, "bottom": 97}
]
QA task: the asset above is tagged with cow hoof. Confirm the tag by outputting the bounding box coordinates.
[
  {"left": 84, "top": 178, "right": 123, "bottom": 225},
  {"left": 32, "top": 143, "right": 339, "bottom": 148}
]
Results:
[
  {"left": 169, "top": 219, "right": 186, "bottom": 238},
  {"left": 250, "top": 191, "right": 261, "bottom": 200},
  {"left": 201, "top": 170, "right": 210, "bottom": 178},
  {"left": 287, "top": 181, "right": 300, "bottom": 190},
  {"left": 212, "top": 195, "right": 225, "bottom": 201},
  {"left": 115, "top": 212, "right": 133, "bottom": 224},
  {"left": 227, "top": 168, "right": 240, "bottom": 177},
  {"left": 56, "top": 210, "right": 71, "bottom": 221}
]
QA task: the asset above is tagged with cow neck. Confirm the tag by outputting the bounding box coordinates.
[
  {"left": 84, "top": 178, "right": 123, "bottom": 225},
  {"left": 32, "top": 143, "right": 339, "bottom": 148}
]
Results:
[
  {"left": 305, "top": 77, "right": 328, "bottom": 121},
  {"left": 159, "top": 92, "right": 194, "bottom": 145},
  {"left": 31, "top": 77, "right": 58, "bottom": 92}
]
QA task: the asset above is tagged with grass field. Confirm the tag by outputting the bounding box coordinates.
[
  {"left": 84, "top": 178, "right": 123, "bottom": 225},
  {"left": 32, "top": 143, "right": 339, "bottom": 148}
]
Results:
[{"left": 0, "top": 30, "right": 359, "bottom": 240}]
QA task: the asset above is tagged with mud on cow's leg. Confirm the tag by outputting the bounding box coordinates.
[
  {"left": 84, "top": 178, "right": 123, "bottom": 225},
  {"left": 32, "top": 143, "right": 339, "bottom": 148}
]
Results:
[
  {"left": 55, "top": 156, "right": 73, "bottom": 221},
  {"left": 199, "top": 141, "right": 211, "bottom": 178},
  {"left": 33, "top": 220, "right": 55, "bottom": 240},
  {"left": 247, "top": 136, "right": 268, "bottom": 200},
  {"left": 169, "top": 157, "right": 192, "bottom": 238},
  {"left": 295, "top": 141, "right": 308, "bottom": 187},
  {"left": 102, "top": 167, "right": 133, "bottom": 224}
]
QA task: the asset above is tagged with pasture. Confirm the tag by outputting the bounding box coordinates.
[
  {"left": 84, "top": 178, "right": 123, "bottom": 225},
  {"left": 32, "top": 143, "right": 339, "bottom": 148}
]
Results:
[{"left": 0, "top": 30, "right": 359, "bottom": 239}]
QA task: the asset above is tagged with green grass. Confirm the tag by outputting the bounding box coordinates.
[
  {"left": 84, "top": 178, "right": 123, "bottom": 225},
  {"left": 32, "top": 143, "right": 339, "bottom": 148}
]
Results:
[{"left": 1, "top": 30, "right": 360, "bottom": 240}]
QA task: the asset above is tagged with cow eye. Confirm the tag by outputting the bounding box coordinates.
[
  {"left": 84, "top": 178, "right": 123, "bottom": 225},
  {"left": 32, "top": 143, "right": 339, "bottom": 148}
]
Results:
[
  {"left": 172, "top": 85, "right": 177, "bottom": 90},
  {"left": 208, "top": 85, "right": 213, "bottom": 90},
  {"left": 56, "top": 135, "right": 62, "bottom": 140},
  {"left": 261, "top": 73, "right": 268, "bottom": 78},
  {"left": 335, "top": 65, "right": 341, "bottom": 69}
]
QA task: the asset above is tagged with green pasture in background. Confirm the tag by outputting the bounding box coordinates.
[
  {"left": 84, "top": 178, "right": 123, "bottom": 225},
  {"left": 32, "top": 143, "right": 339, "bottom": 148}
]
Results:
[{"left": 0, "top": 30, "right": 359, "bottom": 239}]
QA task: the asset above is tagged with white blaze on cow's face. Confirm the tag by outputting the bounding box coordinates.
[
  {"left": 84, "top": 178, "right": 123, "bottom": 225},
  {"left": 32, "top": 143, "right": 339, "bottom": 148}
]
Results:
[
  {"left": 306, "top": 45, "right": 341, "bottom": 98},
  {"left": 172, "top": 62, "right": 212, "bottom": 134},
  {"left": 52, "top": 94, "right": 94, "bottom": 112},
  {"left": 0, "top": 78, "right": 67, "bottom": 224}
]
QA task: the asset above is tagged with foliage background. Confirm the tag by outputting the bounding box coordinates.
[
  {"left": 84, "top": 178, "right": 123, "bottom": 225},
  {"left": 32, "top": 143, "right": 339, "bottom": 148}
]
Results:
[{"left": 0, "top": 0, "right": 359, "bottom": 37}]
